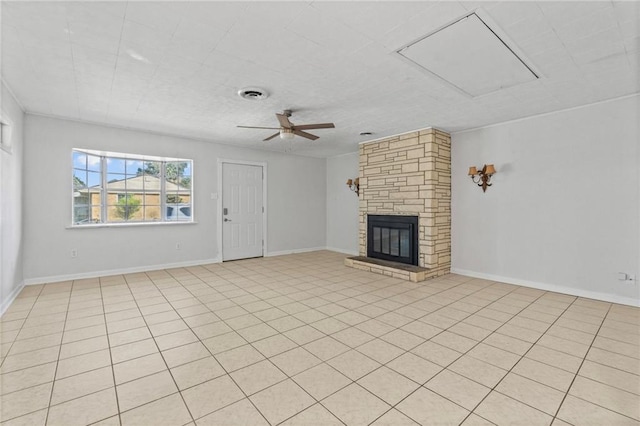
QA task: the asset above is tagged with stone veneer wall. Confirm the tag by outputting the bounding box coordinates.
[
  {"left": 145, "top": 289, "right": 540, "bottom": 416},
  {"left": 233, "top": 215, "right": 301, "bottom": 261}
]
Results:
[{"left": 359, "top": 128, "right": 451, "bottom": 279}]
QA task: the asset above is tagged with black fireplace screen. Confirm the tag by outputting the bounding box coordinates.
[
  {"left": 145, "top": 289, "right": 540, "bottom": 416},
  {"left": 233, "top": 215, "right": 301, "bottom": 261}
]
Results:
[{"left": 367, "top": 215, "right": 418, "bottom": 266}]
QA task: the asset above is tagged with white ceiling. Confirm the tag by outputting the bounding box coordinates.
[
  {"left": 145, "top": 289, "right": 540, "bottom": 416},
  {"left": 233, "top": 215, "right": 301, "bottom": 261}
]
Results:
[
  {"left": 398, "top": 13, "right": 540, "bottom": 96},
  {"left": 1, "top": 1, "right": 638, "bottom": 157}
]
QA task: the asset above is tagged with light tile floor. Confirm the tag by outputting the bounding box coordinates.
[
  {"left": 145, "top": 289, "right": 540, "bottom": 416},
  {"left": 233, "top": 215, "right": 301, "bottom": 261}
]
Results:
[{"left": 1, "top": 251, "right": 638, "bottom": 425}]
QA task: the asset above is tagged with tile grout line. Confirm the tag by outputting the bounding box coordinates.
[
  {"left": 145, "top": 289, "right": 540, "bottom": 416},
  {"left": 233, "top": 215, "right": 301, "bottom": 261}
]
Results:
[
  {"left": 43, "top": 282, "right": 74, "bottom": 426},
  {"left": 158, "top": 268, "right": 305, "bottom": 425},
  {"left": 0, "top": 285, "right": 45, "bottom": 369},
  {"left": 362, "top": 279, "right": 544, "bottom": 425},
  {"left": 99, "top": 276, "right": 124, "bottom": 426},
  {"left": 458, "top": 296, "right": 604, "bottom": 425},
  {"left": 150, "top": 269, "right": 313, "bottom": 424},
  {"left": 165, "top": 266, "right": 364, "bottom": 423},
  {"left": 2, "top": 254, "right": 638, "bottom": 425},
  {"left": 391, "top": 289, "right": 587, "bottom": 422},
  {"left": 118, "top": 272, "right": 198, "bottom": 425},
  {"left": 550, "top": 302, "right": 640, "bottom": 424},
  {"left": 165, "top": 264, "right": 520, "bottom": 424},
  {"left": 279, "top": 277, "right": 521, "bottom": 423}
]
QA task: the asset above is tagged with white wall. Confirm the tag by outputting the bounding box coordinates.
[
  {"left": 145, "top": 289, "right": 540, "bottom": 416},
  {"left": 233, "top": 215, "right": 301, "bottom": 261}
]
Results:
[
  {"left": 1, "top": 82, "right": 25, "bottom": 313},
  {"left": 23, "top": 115, "right": 326, "bottom": 282},
  {"left": 326, "top": 152, "right": 359, "bottom": 255},
  {"left": 451, "top": 95, "right": 640, "bottom": 306}
]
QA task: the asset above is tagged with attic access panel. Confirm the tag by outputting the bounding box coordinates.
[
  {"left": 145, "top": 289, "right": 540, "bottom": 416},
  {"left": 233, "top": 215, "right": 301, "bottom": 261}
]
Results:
[{"left": 397, "top": 13, "right": 538, "bottom": 97}]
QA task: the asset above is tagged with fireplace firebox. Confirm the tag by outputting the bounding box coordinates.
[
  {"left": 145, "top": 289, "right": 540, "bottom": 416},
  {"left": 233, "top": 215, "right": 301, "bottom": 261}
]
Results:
[{"left": 367, "top": 215, "right": 419, "bottom": 266}]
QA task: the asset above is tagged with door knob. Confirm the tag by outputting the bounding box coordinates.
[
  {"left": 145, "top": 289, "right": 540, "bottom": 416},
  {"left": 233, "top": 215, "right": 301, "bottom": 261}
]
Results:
[{"left": 224, "top": 218, "right": 231, "bottom": 222}]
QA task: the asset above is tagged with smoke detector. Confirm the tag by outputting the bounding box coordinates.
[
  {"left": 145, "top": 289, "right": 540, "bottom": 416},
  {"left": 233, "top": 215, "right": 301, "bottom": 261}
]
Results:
[{"left": 238, "top": 87, "right": 269, "bottom": 101}]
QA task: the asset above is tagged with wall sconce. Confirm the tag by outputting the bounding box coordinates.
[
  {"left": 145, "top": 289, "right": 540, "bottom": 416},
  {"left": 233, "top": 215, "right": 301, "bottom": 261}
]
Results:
[
  {"left": 346, "top": 178, "right": 360, "bottom": 196},
  {"left": 468, "top": 164, "right": 496, "bottom": 192}
]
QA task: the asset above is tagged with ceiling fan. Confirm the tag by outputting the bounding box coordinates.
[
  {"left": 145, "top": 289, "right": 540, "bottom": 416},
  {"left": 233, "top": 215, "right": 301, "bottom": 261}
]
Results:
[{"left": 238, "top": 110, "right": 335, "bottom": 141}]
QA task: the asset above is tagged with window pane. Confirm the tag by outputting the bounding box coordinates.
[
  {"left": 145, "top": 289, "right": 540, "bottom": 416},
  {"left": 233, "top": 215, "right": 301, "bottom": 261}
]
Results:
[
  {"left": 107, "top": 158, "right": 125, "bottom": 174},
  {"left": 165, "top": 161, "right": 191, "bottom": 222},
  {"left": 165, "top": 162, "right": 182, "bottom": 182},
  {"left": 73, "top": 179, "right": 101, "bottom": 223},
  {"left": 124, "top": 174, "right": 138, "bottom": 193},
  {"left": 89, "top": 192, "right": 101, "bottom": 208},
  {"left": 87, "top": 171, "right": 102, "bottom": 188},
  {"left": 390, "top": 229, "right": 399, "bottom": 256},
  {"left": 87, "top": 155, "right": 101, "bottom": 172},
  {"left": 73, "top": 205, "right": 90, "bottom": 224},
  {"left": 126, "top": 159, "right": 143, "bottom": 174},
  {"left": 400, "top": 230, "right": 410, "bottom": 257},
  {"left": 73, "top": 151, "right": 87, "bottom": 169},
  {"left": 107, "top": 205, "right": 124, "bottom": 222},
  {"left": 107, "top": 173, "right": 125, "bottom": 184},
  {"left": 166, "top": 193, "right": 185, "bottom": 204},
  {"left": 112, "top": 193, "right": 142, "bottom": 221},
  {"left": 73, "top": 170, "right": 87, "bottom": 190},
  {"left": 142, "top": 161, "right": 160, "bottom": 177},
  {"left": 166, "top": 201, "right": 179, "bottom": 221},
  {"left": 381, "top": 228, "right": 390, "bottom": 254},
  {"left": 144, "top": 205, "right": 161, "bottom": 221},
  {"left": 178, "top": 163, "right": 191, "bottom": 189}
]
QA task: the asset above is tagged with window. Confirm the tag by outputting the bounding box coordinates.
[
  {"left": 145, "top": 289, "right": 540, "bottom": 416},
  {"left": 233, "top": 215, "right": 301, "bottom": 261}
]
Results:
[
  {"left": 72, "top": 149, "right": 193, "bottom": 225},
  {"left": 0, "top": 113, "right": 12, "bottom": 154}
]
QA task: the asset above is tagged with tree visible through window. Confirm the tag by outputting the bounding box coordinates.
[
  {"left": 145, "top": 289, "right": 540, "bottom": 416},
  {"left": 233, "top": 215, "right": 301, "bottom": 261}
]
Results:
[{"left": 72, "top": 149, "right": 193, "bottom": 225}]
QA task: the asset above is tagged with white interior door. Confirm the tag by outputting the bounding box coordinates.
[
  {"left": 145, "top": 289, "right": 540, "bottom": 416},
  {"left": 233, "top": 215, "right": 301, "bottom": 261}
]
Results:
[{"left": 222, "top": 163, "right": 264, "bottom": 261}]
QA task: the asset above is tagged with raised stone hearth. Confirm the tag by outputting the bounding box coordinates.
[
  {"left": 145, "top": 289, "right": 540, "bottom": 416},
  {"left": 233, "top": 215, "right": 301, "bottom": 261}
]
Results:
[
  {"left": 344, "top": 128, "right": 451, "bottom": 282},
  {"left": 345, "top": 256, "right": 429, "bottom": 282}
]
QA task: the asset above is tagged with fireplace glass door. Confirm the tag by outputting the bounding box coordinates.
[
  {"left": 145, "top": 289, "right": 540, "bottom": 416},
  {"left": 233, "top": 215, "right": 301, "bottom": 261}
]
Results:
[{"left": 367, "top": 215, "right": 418, "bottom": 266}]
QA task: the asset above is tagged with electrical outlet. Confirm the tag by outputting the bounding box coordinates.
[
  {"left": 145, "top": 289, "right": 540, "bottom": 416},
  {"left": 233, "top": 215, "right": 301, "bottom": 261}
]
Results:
[
  {"left": 618, "top": 272, "right": 637, "bottom": 283},
  {"left": 70, "top": 249, "right": 77, "bottom": 258},
  {"left": 176, "top": 243, "right": 182, "bottom": 250}
]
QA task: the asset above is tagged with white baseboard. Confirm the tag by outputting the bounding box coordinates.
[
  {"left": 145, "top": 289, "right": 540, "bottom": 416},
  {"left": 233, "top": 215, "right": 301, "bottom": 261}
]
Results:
[
  {"left": 265, "top": 247, "right": 357, "bottom": 257},
  {"left": 450, "top": 268, "right": 640, "bottom": 307},
  {"left": 325, "top": 246, "right": 359, "bottom": 256},
  {"left": 1, "top": 281, "right": 25, "bottom": 316},
  {"left": 24, "top": 258, "right": 221, "bottom": 286},
  {"left": 265, "top": 247, "right": 328, "bottom": 257}
]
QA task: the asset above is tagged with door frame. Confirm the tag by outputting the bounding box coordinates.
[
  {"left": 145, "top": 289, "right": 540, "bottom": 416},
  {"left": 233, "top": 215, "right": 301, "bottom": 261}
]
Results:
[{"left": 217, "top": 159, "right": 268, "bottom": 262}]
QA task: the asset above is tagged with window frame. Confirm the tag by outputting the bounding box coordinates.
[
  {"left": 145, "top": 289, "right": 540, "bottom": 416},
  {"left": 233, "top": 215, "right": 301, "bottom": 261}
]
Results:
[{"left": 71, "top": 149, "right": 194, "bottom": 227}]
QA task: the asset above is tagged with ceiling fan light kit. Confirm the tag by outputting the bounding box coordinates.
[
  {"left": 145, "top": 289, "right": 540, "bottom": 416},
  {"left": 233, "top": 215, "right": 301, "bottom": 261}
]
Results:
[
  {"left": 238, "top": 109, "right": 335, "bottom": 142},
  {"left": 280, "top": 128, "right": 295, "bottom": 140}
]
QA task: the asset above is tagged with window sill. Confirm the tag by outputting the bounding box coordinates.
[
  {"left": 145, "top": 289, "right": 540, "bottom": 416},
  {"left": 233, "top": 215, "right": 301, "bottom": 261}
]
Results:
[{"left": 67, "top": 221, "right": 198, "bottom": 229}]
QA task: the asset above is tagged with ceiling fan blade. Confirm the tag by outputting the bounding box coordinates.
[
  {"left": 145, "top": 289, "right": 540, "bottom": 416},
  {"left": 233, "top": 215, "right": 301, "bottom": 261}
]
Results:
[
  {"left": 237, "top": 125, "right": 280, "bottom": 130},
  {"left": 293, "top": 123, "right": 335, "bottom": 130},
  {"left": 276, "top": 113, "right": 293, "bottom": 129},
  {"left": 263, "top": 132, "right": 280, "bottom": 141},
  {"left": 293, "top": 129, "right": 319, "bottom": 140}
]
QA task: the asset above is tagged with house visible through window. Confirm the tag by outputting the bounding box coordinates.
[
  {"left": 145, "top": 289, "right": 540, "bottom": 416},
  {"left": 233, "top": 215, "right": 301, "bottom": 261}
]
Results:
[{"left": 72, "top": 149, "right": 193, "bottom": 225}]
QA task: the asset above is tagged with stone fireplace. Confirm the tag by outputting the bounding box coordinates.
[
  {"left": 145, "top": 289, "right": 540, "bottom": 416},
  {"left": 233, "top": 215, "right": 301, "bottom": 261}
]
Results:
[{"left": 345, "top": 128, "right": 451, "bottom": 282}]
